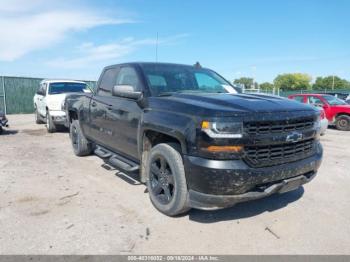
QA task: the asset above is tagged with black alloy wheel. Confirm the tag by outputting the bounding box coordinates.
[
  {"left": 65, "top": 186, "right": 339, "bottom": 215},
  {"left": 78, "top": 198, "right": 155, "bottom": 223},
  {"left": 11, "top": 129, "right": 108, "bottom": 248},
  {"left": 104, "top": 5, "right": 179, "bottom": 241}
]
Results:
[{"left": 149, "top": 154, "right": 175, "bottom": 205}]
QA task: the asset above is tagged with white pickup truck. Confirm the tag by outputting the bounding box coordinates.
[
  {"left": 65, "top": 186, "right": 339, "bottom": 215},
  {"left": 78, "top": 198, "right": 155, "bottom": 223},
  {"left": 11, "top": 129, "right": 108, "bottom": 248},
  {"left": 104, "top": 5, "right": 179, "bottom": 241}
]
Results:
[{"left": 33, "top": 79, "right": 90, "bottom": 132}]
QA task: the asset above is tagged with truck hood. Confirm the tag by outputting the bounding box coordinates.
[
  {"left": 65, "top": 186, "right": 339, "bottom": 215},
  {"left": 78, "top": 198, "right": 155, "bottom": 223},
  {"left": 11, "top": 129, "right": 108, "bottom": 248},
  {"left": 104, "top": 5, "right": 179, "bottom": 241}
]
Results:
[
  {"left": 150, "top": 93, "right": 316, "bottom": 117},
  {"left": 46, "top": 94, "right": 67, "bottom": 111}
]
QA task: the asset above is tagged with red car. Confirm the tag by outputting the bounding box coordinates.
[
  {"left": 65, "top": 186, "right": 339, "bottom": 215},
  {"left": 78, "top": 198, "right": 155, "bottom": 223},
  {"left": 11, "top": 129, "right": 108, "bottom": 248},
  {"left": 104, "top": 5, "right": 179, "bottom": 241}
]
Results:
[{"left": 288, "top": 93, "right": 350, "bottom": 131}]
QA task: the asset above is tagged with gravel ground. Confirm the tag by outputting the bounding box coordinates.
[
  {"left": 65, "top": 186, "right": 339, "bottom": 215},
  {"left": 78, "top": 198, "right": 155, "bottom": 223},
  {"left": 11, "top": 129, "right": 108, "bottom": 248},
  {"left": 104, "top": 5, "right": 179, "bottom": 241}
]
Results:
[{"left": 0, "top": 114, "right": 349, "bottom": 255}]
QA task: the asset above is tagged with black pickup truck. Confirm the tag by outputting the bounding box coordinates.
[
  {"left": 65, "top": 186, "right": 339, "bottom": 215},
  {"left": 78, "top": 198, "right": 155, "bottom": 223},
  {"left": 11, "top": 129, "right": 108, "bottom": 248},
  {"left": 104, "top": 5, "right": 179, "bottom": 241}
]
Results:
[{"left": 65, "top": 62, "right": 323, "bottom": 216}]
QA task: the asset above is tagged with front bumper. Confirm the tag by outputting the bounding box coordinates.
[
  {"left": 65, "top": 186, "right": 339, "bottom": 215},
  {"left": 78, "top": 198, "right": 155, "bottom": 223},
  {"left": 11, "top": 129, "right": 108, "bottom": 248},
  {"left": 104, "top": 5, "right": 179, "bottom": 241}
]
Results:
[
  {"left": 189, "top": 172, "right": 315, "bottom": 210},
  {"left": 49, "top": 110, "right": 66, "bottom": 125},
  {"left": 184, "top": 142, "right": 323, "bottom": 210}
]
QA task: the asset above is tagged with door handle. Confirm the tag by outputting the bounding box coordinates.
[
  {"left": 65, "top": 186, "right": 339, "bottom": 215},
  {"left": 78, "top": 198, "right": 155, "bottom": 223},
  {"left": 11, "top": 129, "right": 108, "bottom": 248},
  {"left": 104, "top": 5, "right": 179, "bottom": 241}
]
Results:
[
  {"left": 107, "top": 105, "right": 113, "bottom": 110},
  {"left": 91, "top": 101, "right": 97, "bottom": 107}
]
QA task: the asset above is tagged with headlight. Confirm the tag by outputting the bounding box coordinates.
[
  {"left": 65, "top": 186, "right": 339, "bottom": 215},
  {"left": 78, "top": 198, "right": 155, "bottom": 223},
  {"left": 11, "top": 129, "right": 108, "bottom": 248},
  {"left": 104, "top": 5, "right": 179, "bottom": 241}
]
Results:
[
  {"left": 314, "top": 115, "right": 321, "bottom": 139},
  {"left": 201, "top": 121, "right": 243, "bottom": 138},
  {"left": 314, "top": 115, "right": 321, "bottom": 130}
]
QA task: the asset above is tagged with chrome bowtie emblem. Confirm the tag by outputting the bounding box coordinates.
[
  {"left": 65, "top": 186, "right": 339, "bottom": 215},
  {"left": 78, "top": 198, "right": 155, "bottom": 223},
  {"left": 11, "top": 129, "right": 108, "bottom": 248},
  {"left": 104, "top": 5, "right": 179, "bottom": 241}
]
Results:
[{"left": 286, "top": 131, "right": 303, "bottom": 143}]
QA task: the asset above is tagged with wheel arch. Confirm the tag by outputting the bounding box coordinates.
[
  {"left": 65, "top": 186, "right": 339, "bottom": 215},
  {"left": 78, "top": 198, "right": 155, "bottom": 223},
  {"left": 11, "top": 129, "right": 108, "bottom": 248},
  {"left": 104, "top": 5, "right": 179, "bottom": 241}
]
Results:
[
  {"left": 139, "top": 129, "right": 186, "bottom": 183},
  {"left": 68, "top": 109, "right": 79, "bottom": 123},
  {"left": 336, "top": 112, "right": 350, "bottom": 118}
]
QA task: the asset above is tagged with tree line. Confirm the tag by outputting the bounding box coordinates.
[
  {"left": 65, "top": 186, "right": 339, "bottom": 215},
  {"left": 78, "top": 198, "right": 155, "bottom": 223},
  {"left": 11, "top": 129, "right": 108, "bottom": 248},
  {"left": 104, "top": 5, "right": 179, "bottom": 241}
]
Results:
[{"left": 233, "top": 74, "right": 350, "bottom": 91}]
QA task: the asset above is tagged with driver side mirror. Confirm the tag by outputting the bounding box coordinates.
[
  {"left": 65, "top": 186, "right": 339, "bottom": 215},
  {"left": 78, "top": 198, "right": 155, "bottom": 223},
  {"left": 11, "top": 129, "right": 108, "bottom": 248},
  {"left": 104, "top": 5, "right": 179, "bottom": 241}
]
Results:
[
  {"left": 36, "top": 90, "right": 45, "bottom": 96},
  {"left": 112, "top": 85, "right": 142, "bottom": 100}
]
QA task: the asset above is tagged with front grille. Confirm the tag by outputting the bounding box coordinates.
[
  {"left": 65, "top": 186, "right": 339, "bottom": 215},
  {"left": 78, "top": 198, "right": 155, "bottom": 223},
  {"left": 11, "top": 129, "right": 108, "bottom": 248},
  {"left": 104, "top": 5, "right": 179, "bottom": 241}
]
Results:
[
  {"left": 245, "top": 139, "right": 315, "bottom": 167},
  {"left": 245, "top": 117, "right": 314, "bottom": 135}
]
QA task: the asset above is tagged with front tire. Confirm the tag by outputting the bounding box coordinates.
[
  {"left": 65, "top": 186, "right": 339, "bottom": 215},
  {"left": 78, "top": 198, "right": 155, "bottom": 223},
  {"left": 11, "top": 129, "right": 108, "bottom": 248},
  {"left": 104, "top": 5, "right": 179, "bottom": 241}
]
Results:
[
  {"left": 46, "top": 111, "right": 56, "bottom": 133},
  {"left": 146, "top": 143, "right": 190, "bottom": 216},
  {"left": 70, "top": 120, "right": 92, "bottom": 156},
  {"left": 336, "top": 115, "right": 350, "bottom": 131}
]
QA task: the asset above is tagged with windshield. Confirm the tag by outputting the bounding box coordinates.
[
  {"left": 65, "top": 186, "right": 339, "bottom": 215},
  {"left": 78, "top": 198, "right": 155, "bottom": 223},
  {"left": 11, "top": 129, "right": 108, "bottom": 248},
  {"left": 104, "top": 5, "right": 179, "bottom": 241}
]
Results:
[
  {"left": 49, "top": 82, "right": 87, "bottom": 95},
  {"left": 322, "top": 95, "right": 347, "bottom": 105},
  {"left": 140, "top": 64, "right": 237, "bottom": 96}
]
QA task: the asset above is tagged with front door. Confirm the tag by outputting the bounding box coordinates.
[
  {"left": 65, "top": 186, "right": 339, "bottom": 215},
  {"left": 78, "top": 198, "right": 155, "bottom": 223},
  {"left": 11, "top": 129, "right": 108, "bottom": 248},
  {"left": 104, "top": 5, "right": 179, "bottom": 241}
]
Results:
[
  {"left": 88, "top": 67, "right": 119, "bottom": 146},
  {"left": 88, "top": 66, "right": 143, "bottom": 160},
  {"left": 307, "top": 95, "right": 331, "bottom": 121},
  {"left": 106, "top": 66, "right": 142, "bottom": 160}
]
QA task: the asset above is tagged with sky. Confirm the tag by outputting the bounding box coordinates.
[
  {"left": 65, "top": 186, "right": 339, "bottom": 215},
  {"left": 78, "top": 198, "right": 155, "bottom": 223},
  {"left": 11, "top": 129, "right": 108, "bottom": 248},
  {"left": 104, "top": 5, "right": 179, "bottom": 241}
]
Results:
[{"left": 0, "top": 0, "right": 349, "bottom": 83}]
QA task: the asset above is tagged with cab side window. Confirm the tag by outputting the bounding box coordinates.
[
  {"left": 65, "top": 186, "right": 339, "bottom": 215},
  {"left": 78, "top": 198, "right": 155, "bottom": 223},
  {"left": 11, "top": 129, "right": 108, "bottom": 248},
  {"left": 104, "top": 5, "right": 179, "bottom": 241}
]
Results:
[
  {"left": 116, "top": 67, "right": 141, "bottom": 91},
  {"left": 37, "top": 84, "right": 42, "bottom": 95},
  {"left": 42, "top": 83, "right": 47, "bottom": 95},
  {"left": 98, "top": 68, "right": 119, "bottom": 96},
  {"left": 307, "top": 96, "right": 324, "bottom": 107},
  {"left": 37, "top": 83, "right": 47, "bottom": 96},
  {"left": 292, "top": 96, "right": 304, "bottom": 103}
]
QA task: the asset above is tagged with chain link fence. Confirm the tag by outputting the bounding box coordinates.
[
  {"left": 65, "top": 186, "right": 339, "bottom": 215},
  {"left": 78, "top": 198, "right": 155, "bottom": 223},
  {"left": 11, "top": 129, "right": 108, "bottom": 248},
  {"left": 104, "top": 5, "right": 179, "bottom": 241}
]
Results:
[
  {"left": 242, "top": 87, "right": 350, "bottom": 98},
  {"left": 0, "top": 76, "right": 96, "bottom": 114}
]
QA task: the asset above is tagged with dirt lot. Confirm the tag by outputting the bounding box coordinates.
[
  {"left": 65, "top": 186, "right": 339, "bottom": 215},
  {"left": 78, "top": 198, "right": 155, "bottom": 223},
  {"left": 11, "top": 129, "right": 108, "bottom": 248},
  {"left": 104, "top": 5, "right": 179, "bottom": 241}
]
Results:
[{"left": 0, "top": 114, "right": 350, "bottom": 254}]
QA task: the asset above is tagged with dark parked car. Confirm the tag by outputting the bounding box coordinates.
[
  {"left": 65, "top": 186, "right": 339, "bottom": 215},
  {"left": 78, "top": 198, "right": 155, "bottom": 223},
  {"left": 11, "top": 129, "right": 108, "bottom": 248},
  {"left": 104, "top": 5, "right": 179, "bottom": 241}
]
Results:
[
  {"left": 64, "top": 62, "right": 323, "bottom": 216},
  {"left": 0, "top": 111, "right": 8, "bottom": 134},
  {"left": 325, "top": 92, "right": 350, "bottom": 102}
]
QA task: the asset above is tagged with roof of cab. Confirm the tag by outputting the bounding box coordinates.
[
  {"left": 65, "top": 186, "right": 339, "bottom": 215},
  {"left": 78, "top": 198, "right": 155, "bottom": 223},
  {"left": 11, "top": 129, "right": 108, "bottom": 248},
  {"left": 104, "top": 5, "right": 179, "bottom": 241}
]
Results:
[
  {"left": 40, "top": 79, "right": 86, "bottom": 84},
  {"left": 103, "top": 62, "right": 207, "bottom": 70},
  {"left": 290, "top": 93, "right": 329, "bottom": 97}
]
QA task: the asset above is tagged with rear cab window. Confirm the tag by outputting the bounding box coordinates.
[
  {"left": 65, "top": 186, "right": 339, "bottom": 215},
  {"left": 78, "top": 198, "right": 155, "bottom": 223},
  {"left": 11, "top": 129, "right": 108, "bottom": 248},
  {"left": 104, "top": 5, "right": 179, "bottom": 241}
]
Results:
[{"left": 48, "top": 82, "right": 87, "bottom": 95}]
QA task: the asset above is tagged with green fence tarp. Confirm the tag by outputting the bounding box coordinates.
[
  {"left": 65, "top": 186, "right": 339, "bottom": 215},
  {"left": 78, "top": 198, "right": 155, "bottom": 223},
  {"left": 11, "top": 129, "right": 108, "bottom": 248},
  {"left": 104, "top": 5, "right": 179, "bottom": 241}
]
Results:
[{"left": 0, "top": 76, "right": 96, "bottom": 114}]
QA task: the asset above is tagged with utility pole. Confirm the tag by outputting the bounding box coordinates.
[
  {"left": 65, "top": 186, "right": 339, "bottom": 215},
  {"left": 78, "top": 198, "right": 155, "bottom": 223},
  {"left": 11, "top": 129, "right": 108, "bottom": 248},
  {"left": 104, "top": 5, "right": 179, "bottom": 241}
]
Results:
[
  {"left": 332, "top": 75, "right": 335, "bottom": 90},
  {"left": 155, "top": 32, "right": 158, "bottom": 63},
  {"left": 2, "top": 76, "right": 6, "bottom": 115}
]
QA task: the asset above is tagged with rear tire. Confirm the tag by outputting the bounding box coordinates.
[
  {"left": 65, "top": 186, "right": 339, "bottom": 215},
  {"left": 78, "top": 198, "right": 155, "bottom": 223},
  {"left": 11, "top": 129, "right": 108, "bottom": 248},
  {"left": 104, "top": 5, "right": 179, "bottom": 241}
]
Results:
[
  {"left": 70, "top": 120, "right": 92, "bottom": 156},
  {"left": 46, "top": 111, "right": 56, "bottom": 133},
  {"left": 146, "top": 143, "right": 190, "bottom": 216},
  {"left": 335, "top": 115, "right": 350, "bottom": 131},
  {"left": 0, "top": 126, "right": 3, "bottom": 134}
]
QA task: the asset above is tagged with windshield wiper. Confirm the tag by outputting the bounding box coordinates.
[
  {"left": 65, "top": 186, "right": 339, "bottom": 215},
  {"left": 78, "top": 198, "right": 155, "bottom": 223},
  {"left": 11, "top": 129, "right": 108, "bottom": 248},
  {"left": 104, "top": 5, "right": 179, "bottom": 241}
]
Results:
[
  {"left": 157, "top": 90, "right": 226, "bottom": 97},
  {"left": 157, "top": 90, "right": 191, "bottom": 97},
  {"left": 157, "top": 92, "right": 176, "bottom": 97}
]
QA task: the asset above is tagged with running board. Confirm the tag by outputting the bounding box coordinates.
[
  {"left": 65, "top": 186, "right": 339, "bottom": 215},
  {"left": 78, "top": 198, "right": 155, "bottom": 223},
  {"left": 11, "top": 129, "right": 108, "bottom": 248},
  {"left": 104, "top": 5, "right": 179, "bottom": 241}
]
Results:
[
  {"left": 94, "top": 146, "right": 139, "bottom": 173},
  {"left": 94, "top": 147, "right": 112, "bottom": 158}
]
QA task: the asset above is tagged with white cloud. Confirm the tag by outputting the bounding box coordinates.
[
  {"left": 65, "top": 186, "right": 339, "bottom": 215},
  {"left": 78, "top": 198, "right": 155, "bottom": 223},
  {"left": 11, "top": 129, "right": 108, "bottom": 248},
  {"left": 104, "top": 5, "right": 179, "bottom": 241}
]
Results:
[
  {"left": 47, "top": 34, "right": 189, "bottom": 68},
  {"left": 0, "top": 1, "right": 133, "bottom": 61}
]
